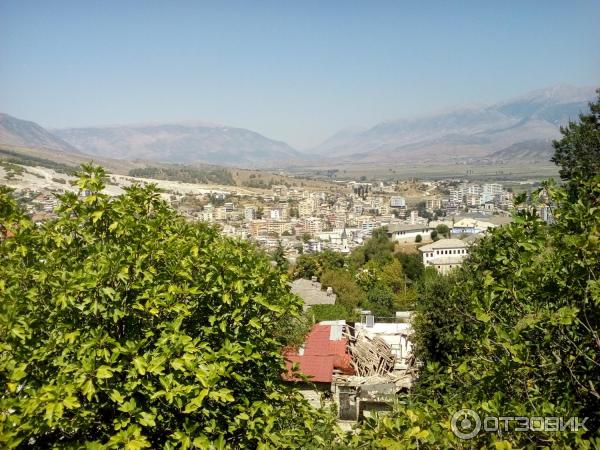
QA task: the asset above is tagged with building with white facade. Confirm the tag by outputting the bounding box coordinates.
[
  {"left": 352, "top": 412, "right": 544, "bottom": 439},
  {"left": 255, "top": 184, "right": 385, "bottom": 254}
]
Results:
[
  {"left": 388, "top": 224, "right": 433, "bottom": 242},
  {"left": 418, "top": 238, "right": 468, "bottom": 274}
]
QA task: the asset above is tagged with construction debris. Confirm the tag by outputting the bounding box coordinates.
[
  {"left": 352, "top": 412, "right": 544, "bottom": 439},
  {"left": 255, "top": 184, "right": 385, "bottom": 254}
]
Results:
[{"left": 346, "top": 326, "right": 396, "bottom": 376}]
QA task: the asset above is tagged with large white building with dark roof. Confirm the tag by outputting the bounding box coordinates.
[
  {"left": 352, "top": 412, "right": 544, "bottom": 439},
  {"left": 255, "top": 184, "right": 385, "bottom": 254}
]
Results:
[{"left": 418, "top": 238, "right": 469, "bottom": 274}]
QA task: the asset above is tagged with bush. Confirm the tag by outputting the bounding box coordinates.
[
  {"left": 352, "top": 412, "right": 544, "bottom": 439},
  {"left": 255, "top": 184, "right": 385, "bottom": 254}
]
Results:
[
  {"left": 0, "top": 165, "right": 336, "bottom": 448},
  {"left": 308, "top": 304, "right": 350, "bottom": 322},
  {"left": 320, "top": 269, "right": 365, "bottom": 311},
  {"left": 415, "top": 234, "right": 422, "bottom": 242}
]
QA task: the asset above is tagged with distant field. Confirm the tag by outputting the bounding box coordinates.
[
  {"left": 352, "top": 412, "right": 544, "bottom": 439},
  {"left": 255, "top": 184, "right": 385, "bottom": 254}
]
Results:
[{"left": 286, "top": 160, "right": 559, "bottom": 183}]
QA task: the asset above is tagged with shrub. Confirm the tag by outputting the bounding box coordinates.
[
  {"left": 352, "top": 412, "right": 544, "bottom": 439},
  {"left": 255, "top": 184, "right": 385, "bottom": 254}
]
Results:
[{"left": 0, "top": 165, "right": 336, "bottom": 448}]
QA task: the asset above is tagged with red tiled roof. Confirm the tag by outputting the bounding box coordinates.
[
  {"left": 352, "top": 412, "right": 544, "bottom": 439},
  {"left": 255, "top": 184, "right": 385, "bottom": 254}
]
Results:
[{"left": 283, "top": 324, "right": 353, "bottom": 383}]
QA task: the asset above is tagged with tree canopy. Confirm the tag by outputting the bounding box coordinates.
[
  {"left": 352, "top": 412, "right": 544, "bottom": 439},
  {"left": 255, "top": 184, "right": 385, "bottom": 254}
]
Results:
[{"left": 0, "top": 165, "right": 336, "bottom": 449}]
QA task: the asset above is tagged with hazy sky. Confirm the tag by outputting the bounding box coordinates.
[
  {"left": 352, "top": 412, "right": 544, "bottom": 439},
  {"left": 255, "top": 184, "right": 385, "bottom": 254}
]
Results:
[{"left": 1, "top": 1, "right": 598, "bottom": 148}]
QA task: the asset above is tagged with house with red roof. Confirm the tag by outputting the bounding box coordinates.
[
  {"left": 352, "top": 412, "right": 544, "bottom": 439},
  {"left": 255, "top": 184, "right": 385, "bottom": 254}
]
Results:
[{"left": 283, "top": 321, "right": 354, "bottom": 385}]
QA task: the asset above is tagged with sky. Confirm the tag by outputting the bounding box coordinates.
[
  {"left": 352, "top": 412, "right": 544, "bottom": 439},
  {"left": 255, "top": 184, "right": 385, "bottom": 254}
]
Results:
[{"left": 0, "top": 1, "right": 598, "bottom": 149}]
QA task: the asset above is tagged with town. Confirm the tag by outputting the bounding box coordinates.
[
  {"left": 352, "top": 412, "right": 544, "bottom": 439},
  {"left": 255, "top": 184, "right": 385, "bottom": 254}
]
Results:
[{"left": 4, "top": 161, "right": 530, "bottom": 273}]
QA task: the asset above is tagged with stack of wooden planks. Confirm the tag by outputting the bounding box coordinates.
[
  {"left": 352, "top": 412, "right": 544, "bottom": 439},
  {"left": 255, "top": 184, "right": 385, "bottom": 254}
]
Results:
[{"left": 345, "top": 329, "right": 396, "bottom": 376}]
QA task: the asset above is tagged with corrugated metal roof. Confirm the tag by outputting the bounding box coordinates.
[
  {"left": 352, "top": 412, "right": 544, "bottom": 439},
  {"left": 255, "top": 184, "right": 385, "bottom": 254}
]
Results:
[{"left": 283, "top": 324, "right": 353, "bottom": 383}]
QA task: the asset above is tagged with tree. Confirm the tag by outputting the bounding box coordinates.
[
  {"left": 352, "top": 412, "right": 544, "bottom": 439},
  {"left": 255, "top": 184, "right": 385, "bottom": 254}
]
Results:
[
  {"left": 293, "top": 254, "right": 319, "bottom": 279},
  {"left": 364, "top": 285, "right": 395, "bottom": 317},
  {"left": 435, "top": 224, "right": 450, "bottom": 238},
  {"left": 320, "top": 269, "right": 365, "bottom": 311},
  {"left": 307, "top": 304, "right": 351, "bottom": 322},
  {"left": 429, "top": 230, "right": 439, "bottom": 241},
  {"left": 415, "top": 234, "right": 422, "bottom": 243},
  {"left": 273, "top": 241, "right": 289, "bottom": 273},
  {"left": 0, "top": 165, "right": 336, "bottom": 449},
  {"left": 395, "top": 252, "right": 424, "bottom": 282},
  {"left": 349, "top": 227, "right": 393, "bottom": 268},
  {"left": 551, "top": 89, "right": 600, "bottom": 184}
]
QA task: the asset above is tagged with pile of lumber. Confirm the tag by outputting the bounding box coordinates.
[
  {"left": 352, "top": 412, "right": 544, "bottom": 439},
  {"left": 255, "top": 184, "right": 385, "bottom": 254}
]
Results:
[{"left": 346, "top": 331, "right": 396, "bottom": 376}]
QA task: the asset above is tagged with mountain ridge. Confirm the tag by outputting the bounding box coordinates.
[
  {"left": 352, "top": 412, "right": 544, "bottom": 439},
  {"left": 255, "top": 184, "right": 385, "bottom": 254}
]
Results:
[
  {"left": 0, "top": 113, "right": 80, "bottom": 154},
  {"left": 311, "top": 84, "right": 596, "bottom": 162},
  {"left": 53, "top": 122, "right": 303, "bottom": 168}
]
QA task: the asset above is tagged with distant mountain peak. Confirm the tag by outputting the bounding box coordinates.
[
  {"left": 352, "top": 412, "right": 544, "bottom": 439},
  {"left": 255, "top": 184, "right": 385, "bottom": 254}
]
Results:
[
  {"left": 53, "top": 121, "right": 303, "bottom": 167},
  {"left": 312, "top": 84, "right": 596, "bottom": 162},
  {"left": 0, "top": 113, "right": 79, "bottom": 153}
]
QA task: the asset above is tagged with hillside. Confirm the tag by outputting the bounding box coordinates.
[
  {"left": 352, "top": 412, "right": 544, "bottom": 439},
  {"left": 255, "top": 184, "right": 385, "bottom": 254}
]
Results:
[
  {"left": 487, "top": 139, "right": 554, "bottom": 162},
  {"left": 53, "top": 123, "right": 304, "bottom": 167},
  {"left": 0, "top": 113, "right": 79, "bottom": 153},
  {"left": 312, "top": 85, "right": 595, "bottom": 162}
]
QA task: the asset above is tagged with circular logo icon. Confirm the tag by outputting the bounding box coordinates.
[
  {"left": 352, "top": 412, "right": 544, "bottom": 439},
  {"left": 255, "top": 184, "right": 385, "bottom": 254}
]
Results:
[{"left": 451, "top": 409, "right": 481, "bottom": 440}]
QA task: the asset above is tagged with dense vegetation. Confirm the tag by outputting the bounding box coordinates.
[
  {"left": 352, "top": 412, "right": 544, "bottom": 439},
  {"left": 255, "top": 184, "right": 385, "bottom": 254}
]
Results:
[
  {"left": 129, "top": 166, "right": 236, "bottom": 186},
  {"left": 293, "top": 232, "right": 421, "bottom": 320},
  {"left": 0, "top": 166, "right": 337, "bottom": 448},
  {"left": 0, "top": 147, "right": 78, "bottom": 175}
]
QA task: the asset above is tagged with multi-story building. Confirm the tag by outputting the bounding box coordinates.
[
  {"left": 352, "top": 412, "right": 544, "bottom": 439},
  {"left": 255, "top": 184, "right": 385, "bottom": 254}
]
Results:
[
  {"left": 425, "top": 198, "right": 443, "bottom": 211},
  {"left": 482, "top": 183, "right": 503, "bottom": 196},
  {"left": 390, "top": 196, "right": 406, "bottom": 208},
  {"left": 303, "top": 217, "right": 323, "bottom": 235},
  {"left": 244, "top": 206, "right": 256, "bottom": 221},
  {"left": 299, "top": 199, "right": 316, "bottom": 217},
  {"left": 418, "top": 238, "right": 469, "bottom": 275}
]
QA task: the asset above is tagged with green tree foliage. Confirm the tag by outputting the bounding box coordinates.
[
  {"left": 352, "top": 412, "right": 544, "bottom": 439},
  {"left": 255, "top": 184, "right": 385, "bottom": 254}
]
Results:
[
  {"left": 272, "top": 242, "right": 289, "bottom": 273},
  {"left": 0, "top": 165, "right": 337, "bottom": 448},
  {"left": 320, "top": 269, "right": 366, "bottom": 312},
  {"left": 292, "top": 251, "right": 345, "bottom": 280},
  {"left": 551, "top": 89, "right": 600, "bottom": 184},
  {"left": 395, "top": 252, "right": 424, "bottom": 283},
  {"left": 349, "top": 227, "right": 394, "bottom": 268},
  {"left": 435, "top": 224, "right": 450, "bottom": 238},
  {"left": 364, "top": 285, "right": 395, "bottom": 317},
  {"left": 410, "top": 268, "right": 466, "bottom": 363},
  {"left": 429, "top": 230, "right": 438, "bottom": 241},
  {"left": 293, "top": 254, "right": 320, "bottom": 279},
  {"left": 129, "top": 165, "right": 236, "bottom": 186},
  {"left": 414, "top": 234, "right": 422, "bottom": 243},
  {"left": 307, "top": 304, "right": 351, "bottom": 323}
]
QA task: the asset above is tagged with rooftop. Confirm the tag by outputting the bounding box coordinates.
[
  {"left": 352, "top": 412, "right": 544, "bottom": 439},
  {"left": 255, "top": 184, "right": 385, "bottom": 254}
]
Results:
[
  {"left": 283, "top": 323, "right": 353, "bottom": 383},
  {"left": 291, "top": 279, "right": 336, "bottom": 310},
  {"left": 387, "top": 223, "right": 433, "bottom": 233},
  {"left": 418, "top": 238, "right": 468, "bottom": 252}
]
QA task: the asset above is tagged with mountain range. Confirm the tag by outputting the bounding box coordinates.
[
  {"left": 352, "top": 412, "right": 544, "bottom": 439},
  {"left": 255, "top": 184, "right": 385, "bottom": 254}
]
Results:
[
  {"left": 52, "top": 123, "right": 303, "bottom": 167},
  {"left": 310, "top": 84, "right": 596, "bottom": 163},
  {"left": 0, "top": 84, "right": 596, "bottom": 168},
  {"left": 0, "top": 113, "right": 79, "bottom": 154}
]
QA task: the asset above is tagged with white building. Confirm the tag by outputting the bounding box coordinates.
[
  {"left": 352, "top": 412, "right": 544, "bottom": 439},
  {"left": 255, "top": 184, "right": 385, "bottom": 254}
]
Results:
[
  {"left": 244, "top": 206, "right": 256, "bottom": 221},
  {"left": 388, "top": 224, "right": 433, "bottom": 242},
  {"left": 410, "top": 210, "right": 419, "bottom": 224},
  {"left": 418, "top": 238, "right": 469, "bottom": 274},
  {"left": 390, "top": 196, "right": 406, "bottom": 208}
]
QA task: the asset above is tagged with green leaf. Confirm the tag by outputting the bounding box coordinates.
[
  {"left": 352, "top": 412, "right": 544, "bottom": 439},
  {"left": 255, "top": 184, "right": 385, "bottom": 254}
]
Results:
[
  {"left": 132, "top": 357, "right": 147, "bottom": 375},
  {"left": 96, "top": 365, "right": 113, "bottom": 379},
  {"left": 63, "top": 396, "right": 81, "bottom": 409},
  {"left": 184, "top": 388, "right": 209, "bottom": 413}
]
